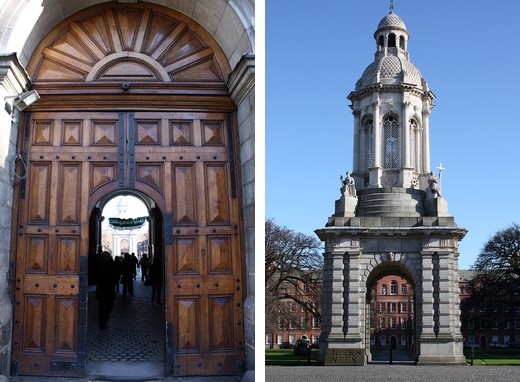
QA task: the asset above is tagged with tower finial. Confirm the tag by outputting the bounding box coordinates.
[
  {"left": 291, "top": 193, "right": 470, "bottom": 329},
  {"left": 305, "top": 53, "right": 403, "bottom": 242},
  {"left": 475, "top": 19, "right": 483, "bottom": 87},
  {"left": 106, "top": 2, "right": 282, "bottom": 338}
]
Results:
[{"left": 390, "top": 0, "right": 394, "bottom": 12}]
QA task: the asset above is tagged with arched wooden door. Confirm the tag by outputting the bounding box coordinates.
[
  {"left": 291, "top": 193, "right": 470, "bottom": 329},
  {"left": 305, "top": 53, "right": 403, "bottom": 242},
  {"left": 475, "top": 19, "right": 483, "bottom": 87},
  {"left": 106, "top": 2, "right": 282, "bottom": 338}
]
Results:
[{"left": 11, "top": 2, "right": 245, "bottom": 377}]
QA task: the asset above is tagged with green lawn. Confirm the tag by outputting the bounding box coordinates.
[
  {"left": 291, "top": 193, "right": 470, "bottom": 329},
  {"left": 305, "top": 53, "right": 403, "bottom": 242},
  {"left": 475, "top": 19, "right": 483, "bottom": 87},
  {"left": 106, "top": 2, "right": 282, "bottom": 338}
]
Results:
[
  {"left": 266, "top": 348, "right": 520, "bottom": 366},
  {"left": 265, "top": 349, "right": 319, "bottom": 366},
  {"left": 464, "top": 348, "right": 520, "bottom": 365}
]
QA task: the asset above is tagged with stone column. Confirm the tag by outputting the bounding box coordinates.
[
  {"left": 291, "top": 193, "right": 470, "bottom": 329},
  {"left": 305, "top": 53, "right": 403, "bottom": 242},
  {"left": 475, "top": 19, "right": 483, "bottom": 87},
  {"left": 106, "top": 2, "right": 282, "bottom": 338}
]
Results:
[
  {"left": 402, "top": 101, "right": 410, "bottom": 169},
  {"left": 227, "top": 53, "right": 255, "bottom": 375},
  {"left": 0, "top": 53, "right": 31, "bottom": 378},
  {"left": 421, "top": 109, "right": 430, "bottom": 173},
  {"left": 344, "top": 252, "right": 363, "bottom": 340},
  {"left": 419, "top": 252, "right": 435, "bottom": 338},
  {"left": 372, "top": 100, "right": 382, "bottom": 187},
  {"left": 329, "top": 251, "right": 345, "bottom": 337},
  {"left": 352, "top": 110, "right": 361, "bottom": 174}
]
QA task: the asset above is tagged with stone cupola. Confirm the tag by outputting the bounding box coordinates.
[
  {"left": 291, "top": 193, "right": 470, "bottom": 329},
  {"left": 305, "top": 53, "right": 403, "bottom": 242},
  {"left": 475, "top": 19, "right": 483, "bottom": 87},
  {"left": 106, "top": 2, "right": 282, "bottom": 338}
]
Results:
[
  {"left": 349, "top": 11, "right": 434, "bottom": 192},
  {"left": 337, "top": 11, "right": 448, "bottom": 219}
]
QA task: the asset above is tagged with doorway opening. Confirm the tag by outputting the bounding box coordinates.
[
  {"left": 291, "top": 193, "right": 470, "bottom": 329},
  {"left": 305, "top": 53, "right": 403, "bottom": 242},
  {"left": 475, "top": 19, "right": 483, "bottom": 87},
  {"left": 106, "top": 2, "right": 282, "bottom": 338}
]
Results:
[
  {"left": 86, "top": 192, "right": 165, "bottom": 379},
  {"left": 367, "top": 267, "right": 416, "bottom": 364}
]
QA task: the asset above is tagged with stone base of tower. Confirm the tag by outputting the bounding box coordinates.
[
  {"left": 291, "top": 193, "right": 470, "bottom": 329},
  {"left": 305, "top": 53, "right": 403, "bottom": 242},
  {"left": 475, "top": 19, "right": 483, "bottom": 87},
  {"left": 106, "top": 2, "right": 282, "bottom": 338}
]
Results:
[
  {"left": 318, "top": 336, "right": 368, "bottom": 366},
  {"left": 416, "top": 337, "right": 466, "bottom": 365}
]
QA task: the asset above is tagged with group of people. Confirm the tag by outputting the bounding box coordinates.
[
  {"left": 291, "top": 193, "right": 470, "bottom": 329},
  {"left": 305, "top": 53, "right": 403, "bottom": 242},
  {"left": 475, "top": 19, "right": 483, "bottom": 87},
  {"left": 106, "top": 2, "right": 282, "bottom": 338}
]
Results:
[{"left": 94, "top": 251, "right": 163, "bottom": 329}]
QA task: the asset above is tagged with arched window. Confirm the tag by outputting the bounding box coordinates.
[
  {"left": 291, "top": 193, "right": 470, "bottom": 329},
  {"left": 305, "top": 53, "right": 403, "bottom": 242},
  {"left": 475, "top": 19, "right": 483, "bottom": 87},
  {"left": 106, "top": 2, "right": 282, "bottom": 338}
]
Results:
[
  {"left": 388, "top": 33, "right": 396, "bottom": 48},
  {"left": 390, "top": 280, "right": 398, "bottom": 295},
  {"left": 381, "top": 284, "right": 387, "bottom": 295},
  {"left": 383, "top": 115, "right": 399, "bottom": 169},
  {"left": 401, "top": 284, "right": 407, "bottom": 295},
  {"left": 409, "top": 119, "right": 418, "bottom": 170},
  {"left": 399, "top": 35, "right": 405, "bottom": 49},
  {"left": 365, "top": 118, "right": 374, "bottom": 170},
  {"left": 378, "top": 35, "right": 384, "bottom": 50}
]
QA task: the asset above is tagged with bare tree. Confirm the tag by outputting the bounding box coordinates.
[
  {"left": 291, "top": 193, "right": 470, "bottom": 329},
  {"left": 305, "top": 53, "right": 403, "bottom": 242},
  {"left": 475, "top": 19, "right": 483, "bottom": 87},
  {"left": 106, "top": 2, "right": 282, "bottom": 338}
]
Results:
[{"left": 265, "top": 218, "right": 323, "bottom": 337}]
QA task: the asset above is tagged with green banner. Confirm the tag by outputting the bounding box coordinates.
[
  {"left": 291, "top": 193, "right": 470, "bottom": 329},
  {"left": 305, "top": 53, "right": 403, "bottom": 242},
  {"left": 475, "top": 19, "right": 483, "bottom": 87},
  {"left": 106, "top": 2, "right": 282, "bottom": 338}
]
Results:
[{"left": 108, "top": 217, "right": 146, "bottom": 228}]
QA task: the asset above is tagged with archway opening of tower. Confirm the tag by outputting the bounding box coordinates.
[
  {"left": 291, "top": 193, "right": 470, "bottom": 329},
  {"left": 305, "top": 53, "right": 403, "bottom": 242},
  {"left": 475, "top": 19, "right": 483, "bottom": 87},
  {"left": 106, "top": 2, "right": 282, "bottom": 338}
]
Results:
[
  {"left": 366, "top": 265, "right": 416, "bottom": 364},
  {"left": 86, "top": 192, "right": 165, "bottom": 378}
]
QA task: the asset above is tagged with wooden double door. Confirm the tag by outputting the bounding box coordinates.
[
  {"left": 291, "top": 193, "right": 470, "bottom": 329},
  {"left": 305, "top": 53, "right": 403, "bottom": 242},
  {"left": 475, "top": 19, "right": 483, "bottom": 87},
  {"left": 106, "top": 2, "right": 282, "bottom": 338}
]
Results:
[{"left": 11, "top": 109, "right": 245, "bottom": 377}]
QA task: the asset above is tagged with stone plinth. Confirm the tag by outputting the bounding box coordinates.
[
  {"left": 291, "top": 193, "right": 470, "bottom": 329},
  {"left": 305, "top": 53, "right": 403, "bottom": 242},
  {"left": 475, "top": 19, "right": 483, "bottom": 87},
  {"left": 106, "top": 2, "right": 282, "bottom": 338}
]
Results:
[{"left": 334, "top": 196, "right": 357, "bottom": 217}]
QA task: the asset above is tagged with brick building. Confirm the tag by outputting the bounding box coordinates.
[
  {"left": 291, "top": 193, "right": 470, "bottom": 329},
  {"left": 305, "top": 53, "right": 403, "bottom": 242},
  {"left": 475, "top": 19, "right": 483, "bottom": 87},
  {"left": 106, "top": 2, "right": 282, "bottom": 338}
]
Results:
[{"left": 370, "top": 275, "right": 415, "bottom": 350}]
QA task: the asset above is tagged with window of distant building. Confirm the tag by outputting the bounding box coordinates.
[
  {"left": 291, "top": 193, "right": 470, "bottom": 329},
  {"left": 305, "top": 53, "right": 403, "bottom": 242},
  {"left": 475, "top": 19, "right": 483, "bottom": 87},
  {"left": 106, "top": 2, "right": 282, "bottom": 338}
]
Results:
[
  {"left": 468, "top": 319, "right": 474, "bottom": 330},
  {"left": 401, "top": 335, "right": 407, "bottom": 346},
  {"left": 380, "top": 335, "right": 387, "bottom": 346},
  {"left": 390, "top": 280, "right": 398, "bottom": 295},
  {"left": 401, "top": 284, "right": 407, "bottom": 295},
  {"left": 400, "top": 302, "right": 407, "bottom": 313},
  {"left": 379, "top": 302, "right": 386, "bottom": 313},
  {"left": 400, "top": 317, "right": 407, "bottom": 330},
  {"left": 468, "top": 335, "right": 475, "bottom": 344},
  {"left": 492, "top": 319, "right": 499, "bottom": 330},
  {"left": 381, "top": 284, "right": 387, "bottom": 295},
  {"left": 515, "top": 320, "right": 520, "bottom": 330},
  {"left": 380, "top": 317, "right": 386, "bottom": 329},
  {"left": 390, "top": 317, "right": 397, "bottom": 329},
  {"left": 390, "top": 302, "right": 397, "bottom": 313}
]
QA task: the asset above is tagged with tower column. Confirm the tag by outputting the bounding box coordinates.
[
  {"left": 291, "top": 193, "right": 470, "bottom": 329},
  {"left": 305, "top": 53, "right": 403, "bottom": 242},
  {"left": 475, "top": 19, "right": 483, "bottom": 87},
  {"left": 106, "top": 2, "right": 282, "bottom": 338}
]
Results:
[
  {"left": 352, "top": 110, "right": 361, "bottom": 173},
  {"left": 422, "top": 109, "right": 431, "bottom": 173},
  {"left": 402, "top": 101, "right": 410, "bottom": 169},
  {"left": 371, "top": 100, "right": 382, "bottom": 187}
]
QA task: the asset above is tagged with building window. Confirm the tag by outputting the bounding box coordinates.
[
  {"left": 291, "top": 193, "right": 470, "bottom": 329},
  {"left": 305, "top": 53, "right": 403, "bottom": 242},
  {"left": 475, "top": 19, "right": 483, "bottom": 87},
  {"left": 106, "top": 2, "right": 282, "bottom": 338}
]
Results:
[
  {"left": 505, "top": 320, "right": 510, "bottom": 329},
  {"left": 400, "top": 317, "right": 407, "bottom": 329},
  {"left": 390, "top": 317, "right": 397, "bottom": 329},
  {"left": 504, "top": 335, "right": 510, "bottom": 345},
  {"left": 492, "top": 319, "right": 499, "bottom": 330},
  {"left": 380, "top": 335, "right": 387, "bottom": 346},
  {"left": 381, "top": 284, "right": 387, "bottom": 295},
  {"left": 460, "top": 287, "right": 465, "bottom": 295},
  {"left": 380, "top": 317, "right": 386, "bottom": 329},
  {"left": 401, "top": 284, "right": 407, "bottom": 295},
  {"left": 289, "top": 334, "right": 296, "bottom": 344},
  {"left": 277, "top": 334, "right": 283, "bottom": 344},
  {"left": 390, "top": 280, "right": 398, "bottom": 295},
  {"left": 379, "top": 302, "right": 386, "bottom": 313},
  {"left": 289, "top": 318, "right": 296, "bottom": 329},
  {"left": 401, "top": 335, "right": 407, "bottom": 346},
  {"left": 468, "top": 319, "right": 474, "bottom": 330},
  {"left": 383, "top": 115, "right": 399, "bottom": 169},
  {"left": 400, "top": 302, "right": 407, "bottom": 313},
  {"left": 301, "top": 317, "right": 307, "bottom": 329},
  {"left": 468, "top": 335, "right": 475, "bottom": 344},
  {"left": 390, "top": 302, "right": 397, "bottom": 313},
  {"left": 388, "top": 33, "right": 396, "bottom": 48},
  {"left": 312, "top": 316, "right": 319, "bottom": 329},
  {"left": 515, "top": 320, "right": 520, "bottom": 330}
]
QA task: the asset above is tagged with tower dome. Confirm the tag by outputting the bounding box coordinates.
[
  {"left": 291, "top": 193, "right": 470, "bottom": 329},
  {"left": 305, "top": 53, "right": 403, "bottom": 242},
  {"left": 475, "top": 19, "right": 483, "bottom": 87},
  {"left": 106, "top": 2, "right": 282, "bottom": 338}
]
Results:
[{"left": 376, "top": 11, "right": 407, "bottom": 32}]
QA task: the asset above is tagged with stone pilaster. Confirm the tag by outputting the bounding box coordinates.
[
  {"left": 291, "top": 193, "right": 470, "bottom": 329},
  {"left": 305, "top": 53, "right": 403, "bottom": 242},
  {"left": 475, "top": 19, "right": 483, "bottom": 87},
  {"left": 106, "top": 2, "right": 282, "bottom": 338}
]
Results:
[
  {"left": 227, "top": 52, "right": 255, "bottom": 376},
  {"left": 0, "top": 52, "right": 31, "bottom": 378}
]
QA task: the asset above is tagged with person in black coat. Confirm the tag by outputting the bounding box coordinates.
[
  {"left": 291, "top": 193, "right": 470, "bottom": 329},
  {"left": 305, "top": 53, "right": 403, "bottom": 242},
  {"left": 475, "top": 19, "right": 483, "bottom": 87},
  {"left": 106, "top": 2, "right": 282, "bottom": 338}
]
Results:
[
  {"left": 149, "top": 258, "right": 163, "bottom": 305},
  {"left": 96, "top": 251, "right": 117, "bottom": 329}
]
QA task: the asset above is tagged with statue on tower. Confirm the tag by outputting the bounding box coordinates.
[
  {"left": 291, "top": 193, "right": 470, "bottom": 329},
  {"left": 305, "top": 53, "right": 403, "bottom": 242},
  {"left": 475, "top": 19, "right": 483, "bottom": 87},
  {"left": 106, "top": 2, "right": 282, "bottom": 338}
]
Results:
[
  {"left": 340, "top": 171, "right": 357, "bottom": 198},
  {"left": 428, "top": 171, "right": 441, "bottom": 198}
]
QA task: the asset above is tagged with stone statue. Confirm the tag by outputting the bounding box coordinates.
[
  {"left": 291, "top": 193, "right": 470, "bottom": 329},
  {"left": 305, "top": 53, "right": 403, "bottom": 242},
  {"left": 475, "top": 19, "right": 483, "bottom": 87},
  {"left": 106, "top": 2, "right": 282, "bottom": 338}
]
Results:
[
  {"left": 340, "top": 171, "right": 357, "bottom": 198},
  {"left": 428, "top": 171, "right": 441, "bottom": 198}
]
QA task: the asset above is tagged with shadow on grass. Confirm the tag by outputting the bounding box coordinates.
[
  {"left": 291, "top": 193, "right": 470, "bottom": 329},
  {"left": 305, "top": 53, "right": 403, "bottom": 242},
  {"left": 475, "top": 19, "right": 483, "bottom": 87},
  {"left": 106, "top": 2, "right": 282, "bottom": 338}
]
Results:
[
  {"left": 265, "top": 349, "right": 319, "bottom": 366},
  {"left": 464, "top": 348, "right": 520, "bottom": 366}
]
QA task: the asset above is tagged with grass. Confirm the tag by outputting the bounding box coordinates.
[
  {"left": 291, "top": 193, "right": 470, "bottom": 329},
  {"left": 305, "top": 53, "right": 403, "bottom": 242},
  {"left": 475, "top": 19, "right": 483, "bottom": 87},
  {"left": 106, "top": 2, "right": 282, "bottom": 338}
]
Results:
[
  {"left": 265, "top": 349, "right": 319, "bottom": 366},
  {"left": 465, "top": 348, "right": 520, "bottom": 365},
  {"left": 266, "top": 348, "right": 520, "bottom": 366}
]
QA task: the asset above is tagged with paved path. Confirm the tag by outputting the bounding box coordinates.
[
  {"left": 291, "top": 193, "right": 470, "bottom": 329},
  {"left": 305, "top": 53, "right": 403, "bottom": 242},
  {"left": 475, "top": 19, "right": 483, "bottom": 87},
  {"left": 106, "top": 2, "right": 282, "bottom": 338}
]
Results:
[{"left": 266, "top": 365, "right": 520, "bottom": 382}]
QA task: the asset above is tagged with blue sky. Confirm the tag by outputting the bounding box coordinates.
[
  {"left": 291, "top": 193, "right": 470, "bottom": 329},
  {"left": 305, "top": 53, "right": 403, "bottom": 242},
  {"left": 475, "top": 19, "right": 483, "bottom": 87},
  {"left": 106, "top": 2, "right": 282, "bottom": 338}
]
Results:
[{"left": 265, "top": 0, "right": 520, "bottom": 270}]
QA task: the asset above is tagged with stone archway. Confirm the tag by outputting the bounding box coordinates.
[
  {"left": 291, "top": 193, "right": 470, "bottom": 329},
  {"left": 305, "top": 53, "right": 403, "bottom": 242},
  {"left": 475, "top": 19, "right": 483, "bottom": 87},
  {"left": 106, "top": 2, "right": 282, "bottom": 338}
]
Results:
[{"left": 316, "top": 225, "right": 467, "bottom": 366}]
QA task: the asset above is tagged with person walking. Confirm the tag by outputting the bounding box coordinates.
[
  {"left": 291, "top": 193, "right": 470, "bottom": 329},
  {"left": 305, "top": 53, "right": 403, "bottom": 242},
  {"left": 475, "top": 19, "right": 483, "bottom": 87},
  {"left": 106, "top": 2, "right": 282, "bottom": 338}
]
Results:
[
  {"left": 140, "top": 253, "right": 150, "bottom": 281},
  {"left": 149, "top": 258, "right": 162, "bottom": 305},
  {"left": 96, "top": 251, "right": 117, "bottom": 329},
  {"left": 121, "top": 252, "right": 134, "bottom": 297}
]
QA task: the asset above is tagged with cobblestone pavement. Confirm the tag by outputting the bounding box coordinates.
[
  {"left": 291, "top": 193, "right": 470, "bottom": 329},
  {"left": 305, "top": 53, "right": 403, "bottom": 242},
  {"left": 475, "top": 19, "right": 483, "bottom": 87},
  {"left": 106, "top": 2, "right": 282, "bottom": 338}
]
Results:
[
  {"left": 265, "top": 365, "right": 520, "bottom": 382},
  {"left": 87, "top": 275, "right": 164, "bottom": 363}
]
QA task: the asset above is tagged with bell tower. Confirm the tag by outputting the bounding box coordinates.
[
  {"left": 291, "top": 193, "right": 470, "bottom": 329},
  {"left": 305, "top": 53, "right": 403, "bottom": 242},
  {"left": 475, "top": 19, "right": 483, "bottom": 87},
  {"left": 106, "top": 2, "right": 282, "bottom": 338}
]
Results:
[{"left": 316, "top": 9, "right": 467, "bottom": 366}]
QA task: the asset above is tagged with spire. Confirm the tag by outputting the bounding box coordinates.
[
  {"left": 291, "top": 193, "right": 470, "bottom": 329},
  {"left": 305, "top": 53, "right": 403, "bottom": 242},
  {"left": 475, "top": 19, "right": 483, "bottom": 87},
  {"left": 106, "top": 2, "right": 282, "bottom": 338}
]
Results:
[{"left": 390, "top": 0, "right": 394, "bottom": 12}]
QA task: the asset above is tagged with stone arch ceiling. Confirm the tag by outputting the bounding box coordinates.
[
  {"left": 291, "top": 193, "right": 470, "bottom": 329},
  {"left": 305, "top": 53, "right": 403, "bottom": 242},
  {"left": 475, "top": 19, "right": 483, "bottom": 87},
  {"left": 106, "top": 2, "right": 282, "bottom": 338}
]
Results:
[{"left": 0, "top": 0, "right": 254, "bottom": 75}]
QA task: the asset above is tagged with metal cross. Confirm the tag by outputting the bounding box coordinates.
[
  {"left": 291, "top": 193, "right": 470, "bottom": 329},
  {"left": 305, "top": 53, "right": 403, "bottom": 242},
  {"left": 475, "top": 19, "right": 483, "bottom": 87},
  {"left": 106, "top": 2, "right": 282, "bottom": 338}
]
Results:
[
  {"left": 390, "top": 0, "right": 394, "bottom": 11},
  {"left": 436, "top": 162, "right": 445, "bottom": 188}
]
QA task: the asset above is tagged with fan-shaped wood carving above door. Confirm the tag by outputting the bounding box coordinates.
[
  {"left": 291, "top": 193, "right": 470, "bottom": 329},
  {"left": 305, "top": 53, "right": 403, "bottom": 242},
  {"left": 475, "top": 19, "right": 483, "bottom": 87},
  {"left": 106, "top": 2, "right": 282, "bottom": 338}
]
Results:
[{"left": 26, "top": 2, "right": 231, "bottom": 85}]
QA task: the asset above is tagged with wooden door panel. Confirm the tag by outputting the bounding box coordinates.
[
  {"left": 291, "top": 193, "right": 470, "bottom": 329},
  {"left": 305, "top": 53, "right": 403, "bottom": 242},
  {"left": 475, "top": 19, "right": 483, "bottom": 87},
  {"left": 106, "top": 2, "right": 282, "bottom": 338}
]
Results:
[
  {"left": 204, "top": 164, "right": 230, "bottom": 225},
  {"left": 172, "top": 163, "right": 197, "bottom": 225},
  {"left": 58, "top": 163, "right": 81, "bottom": 225},
  {"left": 27, "top": 163, "right": 51, "bottom": 224}
]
